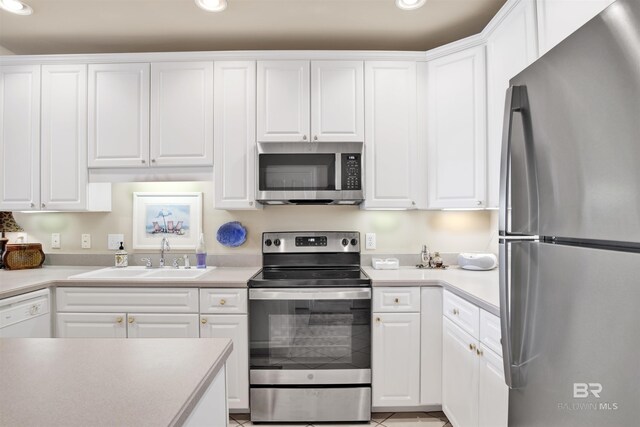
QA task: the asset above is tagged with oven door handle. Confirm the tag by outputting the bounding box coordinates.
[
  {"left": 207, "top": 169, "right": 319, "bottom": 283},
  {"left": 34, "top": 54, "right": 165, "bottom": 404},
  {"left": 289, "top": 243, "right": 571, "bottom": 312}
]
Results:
[{"left": 249, "top": 288, "right": 371, "bottom": 300}]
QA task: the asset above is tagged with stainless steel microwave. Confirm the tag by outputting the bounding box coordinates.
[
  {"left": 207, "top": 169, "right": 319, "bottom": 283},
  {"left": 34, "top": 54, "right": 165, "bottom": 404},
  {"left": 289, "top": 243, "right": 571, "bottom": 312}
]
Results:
[{"left": 256, "top": 142, "right": 364, "bottom": 205}]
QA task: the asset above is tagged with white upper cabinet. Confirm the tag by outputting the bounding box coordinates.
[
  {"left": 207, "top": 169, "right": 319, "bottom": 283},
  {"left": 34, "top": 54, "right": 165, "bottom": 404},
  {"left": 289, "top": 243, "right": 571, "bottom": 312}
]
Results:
[
  {"left": 311, "top": 61, "right": 364, "bottom": 142},
  {"left": 0, "top": 65, "right": 41, "bottom": 211},
  {"left": 150, "top": 62, "right": 213, "bottom": 166},
  {"left": 88, "top": 63, "right": 150, "bottom": 168},
  {"left": 257, "top": 60, "right": 364, "bottom": 143},
  {"left": 427, "top": 45, "right": 487, "bottom": 209},
  {"left": 537, "top": 0, "right": 615, "bottom": 56},
  {"left": 485, "top": 0, "right": 538, "bottom": 208},
  {"left": 257, "top": 60, "right": 310, "bottom": 142},
  {"left": 214, "top": 61, "right": 259, "bottom": 210},
  {"left": 41, "top": 64, "right": 88, "bottom": 211},
  {"left": 363, "top": 61, "right": 418, "bottom": 209}
]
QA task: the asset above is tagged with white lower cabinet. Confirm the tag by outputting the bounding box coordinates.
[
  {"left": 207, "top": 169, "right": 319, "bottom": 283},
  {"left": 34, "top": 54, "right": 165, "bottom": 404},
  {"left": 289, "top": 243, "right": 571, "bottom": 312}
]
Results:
[
  {"left": 127, "top": 313, "right": 199, "bottom": 338},
  {"left": 57, "top": 312, "right": 127, "bottom": 338},
  {"left": 443, "top": 317, "right": 480, "bottom": 427},
  {"left": 420, "top": 287, "right": 442, "bottom": 406},
  {"left": 442, "top": 306, "right": 508, "bottom": 427},
  {"left": 199, "top": 289, "right": 249, "bottom": 411},
  {"left": 372, "top": 311, "right": 421, "bottom": 407}
]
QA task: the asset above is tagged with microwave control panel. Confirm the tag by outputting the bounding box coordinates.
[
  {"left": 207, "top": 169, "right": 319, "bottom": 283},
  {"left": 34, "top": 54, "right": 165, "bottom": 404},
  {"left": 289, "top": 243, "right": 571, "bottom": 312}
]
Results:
[{"left": 341, "top": 154, "right": 362, "bottom": 191}]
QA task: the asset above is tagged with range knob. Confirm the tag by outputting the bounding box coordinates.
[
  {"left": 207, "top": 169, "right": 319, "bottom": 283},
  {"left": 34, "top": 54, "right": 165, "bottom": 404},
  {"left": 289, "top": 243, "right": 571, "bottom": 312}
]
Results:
[
  {"left": 274, "top": 239, "right": 281, "bottom": 247},
  {"left": 264, "top": 239, "right": 272, "bottom": 247},
  {"left": 341, "top": 238, "right": 349, "bottom": 247},
  {"left": 351, "top": 238, "right": 358, "bottom": 246}
]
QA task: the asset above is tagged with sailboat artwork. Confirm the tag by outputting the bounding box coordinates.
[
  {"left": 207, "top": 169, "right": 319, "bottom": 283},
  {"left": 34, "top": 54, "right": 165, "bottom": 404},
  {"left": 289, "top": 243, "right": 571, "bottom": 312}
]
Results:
[{"left": 145, "top": 205, "right": 190, "bottom": 236}]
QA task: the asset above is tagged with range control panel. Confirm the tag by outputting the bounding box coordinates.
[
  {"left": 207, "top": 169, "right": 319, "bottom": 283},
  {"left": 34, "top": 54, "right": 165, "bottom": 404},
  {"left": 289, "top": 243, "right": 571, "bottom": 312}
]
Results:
[
  {"left": 295, "top": 236, "right": 328, "bottom": 247},
  {"left": 341, "top": 153, "right": 362, "bottom": 191},
  {"left": 263, "top": 232, "right": 360, "bottom": 253}
]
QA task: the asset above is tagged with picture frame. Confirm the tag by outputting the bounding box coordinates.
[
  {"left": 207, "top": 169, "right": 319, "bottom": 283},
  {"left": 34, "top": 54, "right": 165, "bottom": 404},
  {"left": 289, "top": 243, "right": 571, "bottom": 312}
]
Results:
[{"left": 132, "top": 192, "right": 203, "bottom": 250}]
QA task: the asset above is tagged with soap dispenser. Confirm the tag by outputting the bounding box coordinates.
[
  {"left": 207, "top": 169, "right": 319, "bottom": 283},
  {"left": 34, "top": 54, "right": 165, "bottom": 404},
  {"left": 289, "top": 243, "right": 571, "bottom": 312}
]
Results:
[{"left": 115, "top": 242, "right": 128, "bottom": 268}]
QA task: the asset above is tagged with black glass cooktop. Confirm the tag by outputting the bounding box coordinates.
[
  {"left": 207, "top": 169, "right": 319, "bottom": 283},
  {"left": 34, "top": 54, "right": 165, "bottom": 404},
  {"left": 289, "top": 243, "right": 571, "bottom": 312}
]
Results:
[{"left": 249, "top": 267, "right": 371, "bottom": 288}]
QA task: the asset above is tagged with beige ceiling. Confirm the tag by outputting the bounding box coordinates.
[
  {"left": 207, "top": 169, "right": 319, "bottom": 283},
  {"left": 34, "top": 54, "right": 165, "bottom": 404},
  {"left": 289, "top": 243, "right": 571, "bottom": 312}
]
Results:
[{"left": 0, "top": 0, "right": 506, "bottom": 55}]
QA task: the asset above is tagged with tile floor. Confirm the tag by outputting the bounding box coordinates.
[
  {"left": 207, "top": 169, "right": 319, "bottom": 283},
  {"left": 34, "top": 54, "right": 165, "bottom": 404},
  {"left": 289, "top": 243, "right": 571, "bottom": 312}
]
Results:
[{"left": 229, "top": 412, "right": 451, "bottom": 427}]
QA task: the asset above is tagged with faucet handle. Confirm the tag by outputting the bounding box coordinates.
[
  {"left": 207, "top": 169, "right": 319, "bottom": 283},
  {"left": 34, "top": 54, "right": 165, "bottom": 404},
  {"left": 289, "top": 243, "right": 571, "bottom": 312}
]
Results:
[
  {"left": 172, "top": 258, "right": 180, "bottom": 269},
  {"left": 183, "top": 255, "right": 191, "bottom": 269},
  {"left": 140, "top": 257, "right": 152, "bottom": 268}
]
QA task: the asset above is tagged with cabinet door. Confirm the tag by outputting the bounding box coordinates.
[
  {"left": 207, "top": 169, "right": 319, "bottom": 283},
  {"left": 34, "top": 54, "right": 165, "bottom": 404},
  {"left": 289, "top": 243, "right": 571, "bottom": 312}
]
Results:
[
  {"left": 486, "top": 1, "right": 538, "bottom": 208},
  {"left": 442, "top": 317, "right": 479, "bottom": 427},
  {"left": 213, "top": 61, "right": 259, "bottom": 210},
  {"left": 200, "top": 314, "right": 249, "bottom": 410},
  {"left": 478, "top": 345, "right": 509, "bottom": 427},
  {"left": 56, "top": 313, "right": 127, "bottom": 338},
  {"left": 420, "top": 287, "right": 442, "bottom": 406},
  {"left": 41, "top": 64, "right": 88, "bottom": 211},
  {"left": 0, "top": 65, "right": 40, "bottom": 210},
  {"left": 536, "top": 0, "right": 615, "bottom": 56},
  {"left": 427, "top": 46, "right": 487, "bottom": 209},
  {"left": 363, "top": 61, "right": 418, "bottom": 209},
  {"left": 372, "top": 312, "right": 420, "bottom": 407},
  {"left": 257, "top": 60, "right": 310, "bottom": 142},
  {"left": 88, "top": 63, "right": 150, "bottom": 168},
  {"left": 127, "top": 313, "right": 199, "bottom": 338},
  {"left": 150, "top": 62, "right": 213, "bottom": 166},
  {"left": 311, "top": 61, "right": 364, "bottom": 142}
]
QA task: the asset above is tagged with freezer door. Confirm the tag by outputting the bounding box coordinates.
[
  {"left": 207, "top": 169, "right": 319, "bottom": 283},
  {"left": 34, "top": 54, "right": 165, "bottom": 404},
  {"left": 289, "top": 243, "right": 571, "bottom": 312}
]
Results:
[
  {"left": 508, "top": 0, "right": 640, "bottom": 244},
  {"left": 504, "top": 240, "right": 640, "bottom": 426}
]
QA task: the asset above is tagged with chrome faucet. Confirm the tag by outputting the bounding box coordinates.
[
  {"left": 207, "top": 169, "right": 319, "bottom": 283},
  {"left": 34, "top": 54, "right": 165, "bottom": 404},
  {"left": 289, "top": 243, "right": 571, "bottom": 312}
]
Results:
[{"left": 160, "top": 236, "right": 171, "bottom": 268}]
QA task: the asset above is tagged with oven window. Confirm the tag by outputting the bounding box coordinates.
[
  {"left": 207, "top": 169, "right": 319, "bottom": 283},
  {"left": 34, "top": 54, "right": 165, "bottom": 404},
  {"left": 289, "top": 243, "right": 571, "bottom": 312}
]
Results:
[
  {"left": 249, "top": 299, "right": 371, "bottom": 370},
  {"left": 259, "top": 154, "right": 336, "bottom": 191}
]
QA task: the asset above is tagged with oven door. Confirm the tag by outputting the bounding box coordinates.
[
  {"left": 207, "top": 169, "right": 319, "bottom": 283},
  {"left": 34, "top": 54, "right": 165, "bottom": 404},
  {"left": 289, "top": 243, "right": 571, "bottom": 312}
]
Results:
[{"left": 249, "top": 287, "right": 371, "bottom": 385}]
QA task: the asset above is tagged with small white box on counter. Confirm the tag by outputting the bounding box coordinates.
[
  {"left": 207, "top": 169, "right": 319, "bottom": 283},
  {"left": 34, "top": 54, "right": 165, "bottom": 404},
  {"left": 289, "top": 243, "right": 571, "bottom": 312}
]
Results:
[{"left": 371, "top": 258, "right": 400, "bottom": 270}]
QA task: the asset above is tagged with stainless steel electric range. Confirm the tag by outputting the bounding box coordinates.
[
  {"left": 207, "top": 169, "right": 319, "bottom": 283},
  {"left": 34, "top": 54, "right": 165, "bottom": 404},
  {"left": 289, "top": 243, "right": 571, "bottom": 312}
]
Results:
[{"left": 248, "top": 231, "right": 372, "bottom": 423}]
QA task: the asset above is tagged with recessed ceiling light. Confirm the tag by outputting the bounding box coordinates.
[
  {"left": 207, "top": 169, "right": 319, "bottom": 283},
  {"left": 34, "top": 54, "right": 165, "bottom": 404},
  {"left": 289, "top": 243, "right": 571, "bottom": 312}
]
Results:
[
  {"left": 195, "top": 0, "right": 227, "bottom": 12},
  {"left": 396, "top": 0, "right": 427, "bottom": 11},
  {"left": 0, "top": 0, "right": 33, "bottom": 15}
]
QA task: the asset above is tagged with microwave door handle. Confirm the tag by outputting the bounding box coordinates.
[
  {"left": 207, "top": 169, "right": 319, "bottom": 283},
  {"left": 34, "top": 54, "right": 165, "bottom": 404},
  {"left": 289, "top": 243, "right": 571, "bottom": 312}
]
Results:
[{"left": 335, "top": 153, "right": 342, "bottom": 190}]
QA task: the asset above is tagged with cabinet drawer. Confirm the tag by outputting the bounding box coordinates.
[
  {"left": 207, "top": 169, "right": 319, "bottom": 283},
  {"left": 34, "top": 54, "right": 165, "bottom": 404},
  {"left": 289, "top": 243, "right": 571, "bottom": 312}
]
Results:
[
  {"left": 199, "top": 289, "right": 247, "bottom": 314},
  {"left": 480, "top": 309, "right": 502, "bottom": 356},
  {"left": 56, "top": 287, "right": 199, "bottom": 313},
  {"left": 373, "top": 288, "right": 420, "bottom": 312},
  {"left": 443, "top": 291, "right": 479, "bottom": 339}
]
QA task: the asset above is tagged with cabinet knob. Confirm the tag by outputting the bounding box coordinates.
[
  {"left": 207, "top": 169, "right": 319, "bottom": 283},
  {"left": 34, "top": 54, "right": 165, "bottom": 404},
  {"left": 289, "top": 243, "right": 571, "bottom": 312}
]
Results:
[
  {"left": 29, "top": 305, "right": 39, "bottom": 315},
  {"left": 249, "top": 201, "right": 253, "bottom": 206},
  {"left": 30, "top": 203, "right": 35, "bottom": 208},
  {"left": 141, "top": 159, "right": 146, "bottom": 164},
  {"left": 219, "top": 299, "right": 226, "bottom": 306},
  {"left": 201, "top": 317, "right": 208, "bottom": 325},
  {"left": 151, "top": 159, "right": 156, "bottom": 163},
  {"left": 477, "top": 200, "right": 482, "bottom": 206},
  {"left": 469, "top": 343, "right": 476, "bottom": 351},
  {"left": 314, "top": 136, "right": 318, "bottom": 141},
  {"left": 376, "top": 317, "right": 381, "bottom": 323},
  {"left": 128, "top": 316, "right": 135, "bottom": 324},
  {"left": 394, "top": 298, "right": 399, "bottom": 304},
  {"left": 302, "top": 135, "right": 307, "bottom": 141},
  {"left": 41, "top": 203, "right": 45, "bottom": 208},
  {"left": 453, "top": 308, "right": 459, "bottom": 315},
  {"left": 116, "top": 317, "right": 123, "bottom": 324},
  {"left": 477, "top": 348, "right": 483, "bottom": 356}
]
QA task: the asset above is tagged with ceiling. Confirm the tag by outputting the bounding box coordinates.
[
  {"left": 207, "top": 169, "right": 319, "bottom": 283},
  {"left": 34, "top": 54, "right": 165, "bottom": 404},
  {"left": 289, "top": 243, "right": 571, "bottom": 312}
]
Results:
[{"left": 0, "top": 0, "right": 506, "bottom": 55}]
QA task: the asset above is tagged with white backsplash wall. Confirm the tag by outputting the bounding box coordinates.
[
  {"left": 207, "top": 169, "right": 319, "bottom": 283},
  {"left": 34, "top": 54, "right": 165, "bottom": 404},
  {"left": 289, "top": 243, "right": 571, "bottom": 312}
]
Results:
[{"left": 12, "top": 181, "right": 499, "bottom": 256}]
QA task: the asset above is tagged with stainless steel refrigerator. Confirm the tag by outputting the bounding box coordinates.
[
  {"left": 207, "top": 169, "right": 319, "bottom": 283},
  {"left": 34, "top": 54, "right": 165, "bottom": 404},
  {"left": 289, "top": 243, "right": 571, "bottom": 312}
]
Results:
[{"left": 499, "top": 0, "right": 640, "bottom": 425}]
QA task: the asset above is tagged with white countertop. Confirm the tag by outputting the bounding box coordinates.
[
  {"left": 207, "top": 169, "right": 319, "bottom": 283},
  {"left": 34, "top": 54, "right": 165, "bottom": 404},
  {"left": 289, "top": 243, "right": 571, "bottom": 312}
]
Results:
[
  {"left": 0, "top": 266, "right": 261, "bottom": 299},
  {"left": 0, "top": 338, "right": 232, "bottom": 427},
  {"left": 363, "top": 265, "right": 499, "bottom": 315}
]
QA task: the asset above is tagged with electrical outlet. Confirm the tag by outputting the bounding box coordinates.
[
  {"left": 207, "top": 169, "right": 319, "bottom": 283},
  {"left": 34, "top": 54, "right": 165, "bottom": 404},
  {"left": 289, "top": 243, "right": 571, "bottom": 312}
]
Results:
[
  {"left": 81, "top": 234, "right": 91, "bottom": 249},
  {"left": 51, "top": 233, "right": 61, "bottom": 249},
  {"left": 365, "top": 233, "right": 376, "bottom": 250},
  {"left": 108, "top": 234, "right": 124, "bottom": 250}
]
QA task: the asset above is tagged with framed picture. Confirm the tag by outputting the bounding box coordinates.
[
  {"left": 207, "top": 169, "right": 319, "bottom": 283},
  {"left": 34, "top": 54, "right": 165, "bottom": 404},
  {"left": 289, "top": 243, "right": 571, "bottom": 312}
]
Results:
[{"left": 132, "top": 192, "right": 203, "bottom": 250}]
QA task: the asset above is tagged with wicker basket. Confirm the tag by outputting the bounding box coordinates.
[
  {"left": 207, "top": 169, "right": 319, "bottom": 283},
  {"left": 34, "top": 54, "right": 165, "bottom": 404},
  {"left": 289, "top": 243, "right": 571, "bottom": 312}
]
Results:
[{"left": 2, "top": 243, "right": 45, "bottom": 270}]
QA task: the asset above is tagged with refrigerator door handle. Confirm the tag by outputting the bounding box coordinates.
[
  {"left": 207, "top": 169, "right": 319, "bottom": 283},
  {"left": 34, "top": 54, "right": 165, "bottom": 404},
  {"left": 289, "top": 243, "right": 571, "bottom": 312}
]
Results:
[
  {"left": 499, "top": 241, "right": 514, "bottom": 388},
  {"left": 499, "top": 86, "right": 525, "bottom": 235}
]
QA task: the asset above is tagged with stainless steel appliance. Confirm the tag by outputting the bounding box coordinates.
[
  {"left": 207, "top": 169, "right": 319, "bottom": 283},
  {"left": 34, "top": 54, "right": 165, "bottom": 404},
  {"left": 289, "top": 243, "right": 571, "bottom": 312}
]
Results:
[
  {"left": 256, "top": 142, "right": 364, "bottom": 205},
  {"left": 500, "top": 1, "right": 640, "bottom": 425},
  {"left": 248, "top": 232, "right": 371, "bottom": 423}
]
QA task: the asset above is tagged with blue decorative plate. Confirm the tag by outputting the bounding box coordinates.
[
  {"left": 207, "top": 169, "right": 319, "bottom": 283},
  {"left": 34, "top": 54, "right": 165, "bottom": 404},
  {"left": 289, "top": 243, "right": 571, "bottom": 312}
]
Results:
[{"left": 216, "top": 221, "right": 247, "bottom": 247}]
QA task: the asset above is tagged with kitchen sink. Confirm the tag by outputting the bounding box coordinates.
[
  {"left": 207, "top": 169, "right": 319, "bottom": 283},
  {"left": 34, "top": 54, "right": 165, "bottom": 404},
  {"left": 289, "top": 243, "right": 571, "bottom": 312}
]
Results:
[{"left": 67, "top": 266, "right": 215, "bottom": 280}]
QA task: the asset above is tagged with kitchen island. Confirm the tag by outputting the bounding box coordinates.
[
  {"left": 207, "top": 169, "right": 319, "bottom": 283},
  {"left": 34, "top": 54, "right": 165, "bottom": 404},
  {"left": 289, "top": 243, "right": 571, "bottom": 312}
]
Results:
[{"left": 0, "top": 338, "right": 232, "bottom": 427}]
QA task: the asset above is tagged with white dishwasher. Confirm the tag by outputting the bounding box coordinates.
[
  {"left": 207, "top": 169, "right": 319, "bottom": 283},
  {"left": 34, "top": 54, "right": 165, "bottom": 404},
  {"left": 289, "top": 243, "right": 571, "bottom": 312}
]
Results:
[{"left": 0, "top": 289, "right": 51, "bottom": 337}]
